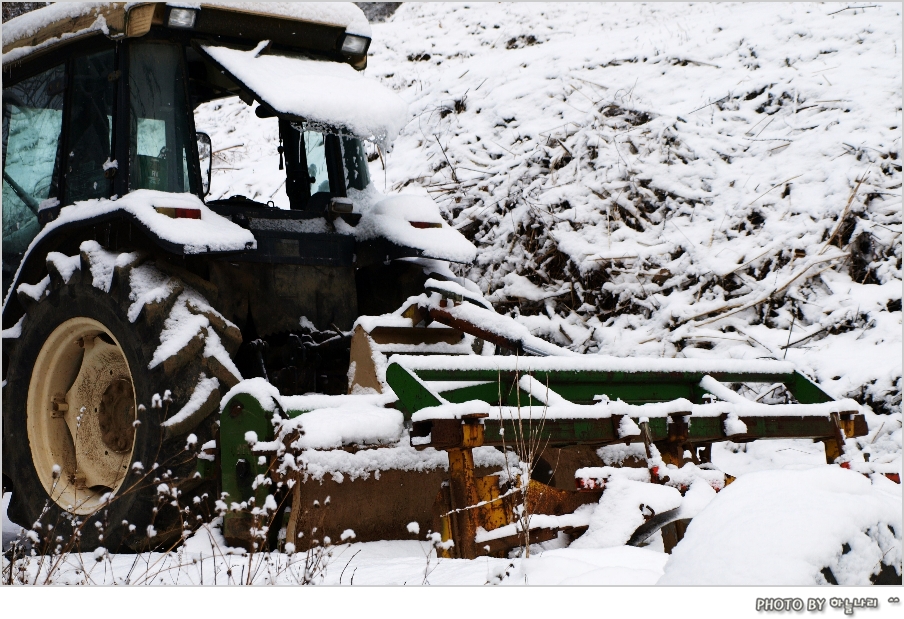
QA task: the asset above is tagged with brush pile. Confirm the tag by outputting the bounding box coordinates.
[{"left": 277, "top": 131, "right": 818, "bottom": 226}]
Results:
[{"left": 367, "top": 2, "right": 901, "bottom": 419}]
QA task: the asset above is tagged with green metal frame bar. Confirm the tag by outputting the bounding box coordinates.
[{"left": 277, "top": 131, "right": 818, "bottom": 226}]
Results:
[
  {"left": 218, "top": 392, "right": 276, "bottom": 529},
  {"left": 473, "top": 414, "right": 854, "bottom": 448},
  {"left": 388, "top": 362, "right": 834, "bottom": 417},
  {"left": 387, "top": 361, "right": 856, "bottom": 449}
]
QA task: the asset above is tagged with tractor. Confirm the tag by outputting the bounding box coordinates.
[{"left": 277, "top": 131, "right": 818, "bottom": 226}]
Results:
[{"left": 2, "top": 3, "right": 873, "bottom": 557}]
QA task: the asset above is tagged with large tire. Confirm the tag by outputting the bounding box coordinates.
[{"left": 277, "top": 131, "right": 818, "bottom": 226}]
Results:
[{"left": 2, "top": 242, "right": 242, "bottom": 552}]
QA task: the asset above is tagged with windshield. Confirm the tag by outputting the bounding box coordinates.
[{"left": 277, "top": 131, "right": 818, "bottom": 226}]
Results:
[
  {"left": 2, "top": 62, "right": 65, "bottom": 296},
  {"left": 302, "top": 126, "right": 371, "bottom": 194},
  {"left": 292, "top": 123, "right": 371, "bottom": 209},
  {"left": 194, "top": 97, "right": 373, "bottom": 210}
]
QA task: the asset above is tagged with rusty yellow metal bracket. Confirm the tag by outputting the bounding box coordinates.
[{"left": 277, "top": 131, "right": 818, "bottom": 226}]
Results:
[{"left": 419, "top": 413, "right": 601, "bottom": 559}]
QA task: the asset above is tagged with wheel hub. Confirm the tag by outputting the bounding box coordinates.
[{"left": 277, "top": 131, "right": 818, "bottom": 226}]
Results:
[{"left": 27, "top": 318, "right": 137, "bottom": 514}]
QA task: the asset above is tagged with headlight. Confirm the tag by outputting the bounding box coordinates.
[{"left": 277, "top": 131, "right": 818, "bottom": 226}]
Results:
[
  {"left": 168, "top": 8, "right": 198, "bottom": 29},
  {"left": 340, "top": 33, "right": 370, "bottom": 55}
]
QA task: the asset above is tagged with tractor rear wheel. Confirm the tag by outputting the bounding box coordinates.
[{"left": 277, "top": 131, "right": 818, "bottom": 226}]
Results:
[{"left": 2, "top": 245, "right": 241, "bottom": 551}]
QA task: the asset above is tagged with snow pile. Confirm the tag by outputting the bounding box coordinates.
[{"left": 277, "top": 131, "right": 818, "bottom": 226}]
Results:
[
  {"left": 297, "top": 443, "right": 508, "bottom": 483},
  {"left": 658, "top": 467, "right": 902, "bottom": 585},
  {"left": 476, "top": 503, "right": 595, "bottom": 543},
  {"left": 410, "top": 400, "right": 490, "bottom": 421},
  {"left": 162, "top": 375, "right": 220, "bottom": 432},
  {"left": 283, "top": 406, "right": 404, "bottom": 450},
  {"left": 577, "top": 463, "right": 725, "bottom": 494},
  {"left": 571, "top": 475, "right": 682, "bottom": 549},
  {"left": 78, "top": 240, "right": 119, "bottom": 292},
  {"left": 45, "top": 251, "right": 81, "bottom": 284},
  {"left": 14, "top": 275, "right": 49, "bottom": 302}
]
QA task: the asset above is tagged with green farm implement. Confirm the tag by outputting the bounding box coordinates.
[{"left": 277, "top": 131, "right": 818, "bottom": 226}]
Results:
[{"left": 214, "top": 294, "right": 869, "bottom": 558}]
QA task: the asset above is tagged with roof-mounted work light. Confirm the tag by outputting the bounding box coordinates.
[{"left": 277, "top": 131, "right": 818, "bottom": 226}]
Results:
[
  {"left": 168, "top": 7, "right": 198, "bottom": 29},
  {"left": 340, "top": 33, "right": 371, "bottom": 56}
]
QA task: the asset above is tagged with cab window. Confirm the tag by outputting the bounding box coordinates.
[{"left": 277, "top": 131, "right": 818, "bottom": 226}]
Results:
[
  {"left": 65, "top": 48, "right": 116, "bottom": 203},
  {"left": 2, "top": 63, "right": 65, "bottom": 289},
  {"left": 304, "top": 130, "right": 331, "bottom": 195},
  {"left": 129, "top": 42, "right": 195, "bottom": 194},
  {"left": 341, "top": 135, "right": 370, "bottom": 192}
]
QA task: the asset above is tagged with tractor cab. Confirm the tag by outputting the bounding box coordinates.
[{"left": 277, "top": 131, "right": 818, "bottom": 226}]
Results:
[
  {"left": 3, "top": 2, "right": 473, "bottom": 398},
  {"left": 2, "top": 2, "right": 398, "bottom": 296}
]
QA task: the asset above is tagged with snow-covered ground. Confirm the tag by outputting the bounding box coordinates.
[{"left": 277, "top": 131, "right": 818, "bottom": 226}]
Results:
[
  {"left": 2, "top": 519, "right": 668, "bottom": 585},
  {"left": 4, "top": 460, "right": 899, "bottom": 586},
  {"left": 4, "top": 2, "right": 901, "bottom": 588}
]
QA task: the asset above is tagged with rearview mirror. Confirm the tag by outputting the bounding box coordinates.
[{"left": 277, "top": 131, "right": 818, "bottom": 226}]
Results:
[{"left": 196, "top": 132, "right": 212, "bottom": 197}]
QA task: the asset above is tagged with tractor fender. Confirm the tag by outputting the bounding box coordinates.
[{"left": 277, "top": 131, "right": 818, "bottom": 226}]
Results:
[{"left": 2, "top": 192, "right": 255, "bottom": 331}]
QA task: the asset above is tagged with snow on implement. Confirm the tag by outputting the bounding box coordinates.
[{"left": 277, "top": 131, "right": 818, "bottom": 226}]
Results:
[
  {"left": 217, "top": 293, "right": 869, "bottom": 557},
  {"left": 0, "top": 3, "right": 873, "bottom": 557}
]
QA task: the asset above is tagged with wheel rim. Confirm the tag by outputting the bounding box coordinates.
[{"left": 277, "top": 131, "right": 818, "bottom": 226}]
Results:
[{"left": 27, "top": 317, "right": 137, "bottom": 515}]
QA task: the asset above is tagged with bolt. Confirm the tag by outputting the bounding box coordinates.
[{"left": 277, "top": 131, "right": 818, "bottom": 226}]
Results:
[
  {"left": 76, "top": 335, "right": 96, "bottom": 348},
  {"left": 51, "top": 396, "right": 68, "bottom": 417}
]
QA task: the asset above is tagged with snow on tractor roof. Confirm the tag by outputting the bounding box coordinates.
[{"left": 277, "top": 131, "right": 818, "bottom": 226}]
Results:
[
  {"left": 187, "top": 2, "right": 371, "bottom": 36},
  {"left": 2, "top": 2, "right": 121, "bottom": 64},
  {"left": 200, "top": 42, "right": 408, "bottom": 142},
  {"left": 2, "top": 2, "right": 371, "bottom": 65}
]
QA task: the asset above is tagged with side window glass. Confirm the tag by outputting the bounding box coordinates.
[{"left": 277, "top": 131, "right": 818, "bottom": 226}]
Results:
[
  {"left": 2, "top": 63, "right": 65, "bottom": 292},
  {"left": 129, "top": 43, "right": 194, "bottom": 194},
  {"left": 304, "top": 130, "right": 331, "bottom": 195},
  {"left": 341, "top": 135, "right": 370, "bottom": 192},
  {"left": 66, "top": 48, "right": 115, "bottom": 203}
]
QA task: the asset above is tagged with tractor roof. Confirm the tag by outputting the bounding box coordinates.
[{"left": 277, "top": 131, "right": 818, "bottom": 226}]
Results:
[{"left": 2, "top": 2, "right": 371, "bottom": 66}]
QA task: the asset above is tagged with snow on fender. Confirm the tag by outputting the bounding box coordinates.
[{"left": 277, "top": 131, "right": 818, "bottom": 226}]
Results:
[
  {"left": 2, "top": 189, "right": 256, "bottom": 312},
  {"left": 49, "top": 190, "right": 254, "bottom": 254},
  {"left": 354, "top": 194, "right": 478, "bottom": 264}
]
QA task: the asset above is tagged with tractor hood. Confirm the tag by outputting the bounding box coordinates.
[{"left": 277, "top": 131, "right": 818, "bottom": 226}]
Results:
[{"left": 199, "top": 42, "right": 408, "bottom": 143}]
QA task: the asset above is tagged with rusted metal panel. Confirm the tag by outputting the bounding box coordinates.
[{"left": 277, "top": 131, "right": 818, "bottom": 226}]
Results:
[
  {"left": 286, "top": 467, "right": 498, "bottom": 546},
  {"left": 369, "top": 326, "right": 463, "bottom": 345},
  {"left": 446, "top": 447, "right": 480, "bottom": 559},
  {"left": 348, "top": 325, "right": 384, "bottom": 393}
]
